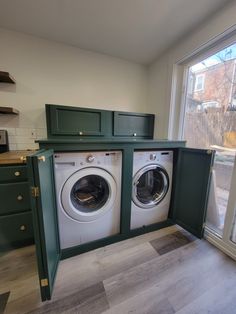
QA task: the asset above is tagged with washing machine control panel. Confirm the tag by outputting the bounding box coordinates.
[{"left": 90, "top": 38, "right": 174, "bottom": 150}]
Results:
[
  {"left": 54, "top": 151, "right": 122, "bottom": 169},
  {"left": 87, "top": 155, "right": 95, "bottom": 163},
  {"left": 149, "top": 153, "right": 156, "bottom": 161}
]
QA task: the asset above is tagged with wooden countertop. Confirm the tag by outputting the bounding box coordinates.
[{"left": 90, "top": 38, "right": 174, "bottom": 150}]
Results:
[{"left": 0, "top": 150, "right": 35, "bottom": 165}]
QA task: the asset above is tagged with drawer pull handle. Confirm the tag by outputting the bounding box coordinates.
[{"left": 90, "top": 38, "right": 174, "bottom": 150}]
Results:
[
  {"left": 14, "top": 171, "right": 21, "bottom": 177},
  {"left": 20, "top": 225, "right": 26, "bottom": 231},
  {"left": 17, "top": 195, "right": 23, "bottom": 201}
]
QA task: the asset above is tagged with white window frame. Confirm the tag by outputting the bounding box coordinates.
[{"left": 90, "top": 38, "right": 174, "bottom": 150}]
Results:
[
  {"left": 170, "top": 27, "right": 236, "bottom": 260},
  {"left": 169, "top": 26, "right": 236, "bottom": 141}
]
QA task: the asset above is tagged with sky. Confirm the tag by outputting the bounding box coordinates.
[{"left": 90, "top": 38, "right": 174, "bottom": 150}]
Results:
[{"left": 191, "top": 42, "right": 236, "bottom": 72}]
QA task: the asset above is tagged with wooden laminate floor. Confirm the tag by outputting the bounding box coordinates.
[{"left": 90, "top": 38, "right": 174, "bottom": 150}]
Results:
[{"left": 1, "top": 225, "right": 236, "bottom": 314}]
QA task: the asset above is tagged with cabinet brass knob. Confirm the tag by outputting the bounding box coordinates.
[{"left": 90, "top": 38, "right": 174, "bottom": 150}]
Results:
[
  {"left": 14, "top": 171, "right": 21, "bottom": 177},
  {"left": 38, "top": 156, "right": 46, "bottom": 162},
  {"left": 133, "top": 133, "right": 137, "bottom": 137},
  {"left": 79, "top": 131, "right": 83, "bottom": 135},
  {"left": 20, "top": 156, "right": 27, "bottom": 162},
  {"left": 20, "top": 225, "right": 26, "bottom": 231},
  {"left": 17, "top": 195, "right": 23, "bottom": 201}
]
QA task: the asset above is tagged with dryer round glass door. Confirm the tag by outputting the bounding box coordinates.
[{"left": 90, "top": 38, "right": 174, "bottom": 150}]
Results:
[
  {"left": 132, "top": 164, "right": 169, "bottom": 209},
  {"left": 61, "top": 167, "right": 117, "bottom": 222}
]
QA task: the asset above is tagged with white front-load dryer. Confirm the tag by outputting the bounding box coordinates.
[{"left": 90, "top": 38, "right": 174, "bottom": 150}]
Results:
[
  {"left": 131, "top": 150, "right": 173, "bottom": 230},
  {"left": 54, "top": 151, "right": 122, "bottom": 249}
]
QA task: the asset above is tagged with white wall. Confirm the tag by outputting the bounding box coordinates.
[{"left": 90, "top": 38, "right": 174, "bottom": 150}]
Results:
[
  {"left": 0, "top": 28, "right": 148, "bottom": 150},
  {"left": 148, "top": 0, "right": 236, "bottom": 139}
]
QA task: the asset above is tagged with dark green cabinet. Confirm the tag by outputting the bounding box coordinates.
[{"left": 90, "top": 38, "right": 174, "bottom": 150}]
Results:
[
  {"left": 27, "top": 149, "right": 60, "bottom": 301},
  {"left": 45, "top": 104, "right": 154, "bottom": 139},
  {"left": 0, "top": 164, "right": 34, "bottom": 250},
  {"left": 0, "top": 212, "right": 33, "bottom": 249},
  {"left": 46, "top": 104, "right": 112, "bottom": 138},
  {"left": 0, "top": 165, "right": 28, "bottom": 182},
  {"left": 113, "top": 111, "right": 154, "bottom": 138},
  {"left": 0, "top": 182, "right": 30, "bottom": 215},
  {"left": 170, "top": 148, "right": 214, "bottom": 238},
  {"left": 31, "top": 105, "right": 213, "bottom": 301},
  {"left": 30, "top": 142, "right": 213, "bottom": 302}
]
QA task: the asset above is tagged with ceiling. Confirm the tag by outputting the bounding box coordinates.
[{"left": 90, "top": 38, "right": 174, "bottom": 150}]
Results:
[{"left": 0, "top": 0, "right": 233, "bottom": 64}]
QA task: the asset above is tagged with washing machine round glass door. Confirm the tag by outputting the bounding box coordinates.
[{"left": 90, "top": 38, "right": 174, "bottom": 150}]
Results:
[
  {"left": 61, "top": 167, "right": 117, "bottom": 222},
  {"left": 132, "top": 164, "right": 169, "bottom": 209}
]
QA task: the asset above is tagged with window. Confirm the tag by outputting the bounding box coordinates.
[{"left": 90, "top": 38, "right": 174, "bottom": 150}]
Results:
[
  {"left": 194, "top": 74, "right": 205, "bottom": 91},
  {"left": 170, "top": 32, "right": 236, "bottom": 259}
]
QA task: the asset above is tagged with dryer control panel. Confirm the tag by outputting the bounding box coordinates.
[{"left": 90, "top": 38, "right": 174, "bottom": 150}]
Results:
[{"left": 134, "top": 150, "right": 173, "bottom": 164}]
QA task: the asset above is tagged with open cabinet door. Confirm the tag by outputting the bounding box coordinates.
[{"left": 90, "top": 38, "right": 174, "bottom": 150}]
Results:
[
  {"left": 171, "top": 148, "right": 215, "bottom": 238},
  {"left": 27, "top": 149, "right": 60, "bottom": 301}
]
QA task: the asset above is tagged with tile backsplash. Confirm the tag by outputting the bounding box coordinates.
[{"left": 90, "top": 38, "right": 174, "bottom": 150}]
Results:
[{"left": 2, "top": 127, "right": 47, "bottom": 151}]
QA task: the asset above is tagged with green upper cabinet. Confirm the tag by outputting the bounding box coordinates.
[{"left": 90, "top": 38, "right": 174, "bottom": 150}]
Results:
[
  {"left": 113, "top": 111, "right": 154, "bottom": 138},
  {"left": 45, "top": 104, "right": 154, "bottom": 139},
  {"left": 170, "top": 148, "right": 215, "bottom": 238},
  {"left": 46, "top": 104, "right": 112, "bottom": 138}
]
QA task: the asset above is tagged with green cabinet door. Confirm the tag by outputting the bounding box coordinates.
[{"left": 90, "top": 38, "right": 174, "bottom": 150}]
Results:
[
  {"left": 27, "top": 149, "right": 60, "bottom": 301},
  {"left": 170, "top": 148, "right": 214, "bottom": 238},
  {"left": 113, "top": 111, "right": 154, "bottom": 138},
  {"left": 46, "top": 104, "right": 112, "bottom": 137}
]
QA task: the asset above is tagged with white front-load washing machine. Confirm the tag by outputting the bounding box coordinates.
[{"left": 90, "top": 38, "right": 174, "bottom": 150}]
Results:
[
  {"left": 54, "top": 151, "right": 122, "bottom": 249},
  {"left": 131, "top": 150, "right": 173, "bottom": 230}
]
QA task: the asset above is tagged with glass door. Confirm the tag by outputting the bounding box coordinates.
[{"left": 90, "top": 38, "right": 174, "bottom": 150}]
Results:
[
  {"left": 61, "top": 167, "right": 116, "bottom": 222},
  {"left": 132, "top": 165, "right": 169, "bottom": 208},
  {"left": 181, "top": 41, "right": 236, "bottom": 258}
]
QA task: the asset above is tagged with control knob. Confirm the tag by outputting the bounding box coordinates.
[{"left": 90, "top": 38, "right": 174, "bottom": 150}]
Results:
[
  {"left": 87, "top": 155, "right": 95, "bottom": 163},
  {"left": 150, "top": 153, "right": 156, "bottom": 161}
]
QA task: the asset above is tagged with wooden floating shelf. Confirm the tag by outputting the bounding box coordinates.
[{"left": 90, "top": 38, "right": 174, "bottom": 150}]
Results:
[
  {"left": 0, "top": 71, "right": 15, "bottom": 84},
  {"left": 0, "top": 107, "right": 19, "bottom": 115}
]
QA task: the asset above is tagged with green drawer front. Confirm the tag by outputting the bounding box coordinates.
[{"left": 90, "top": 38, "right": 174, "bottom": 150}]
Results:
[
  {"left": 0, "top": 212, "right": 34, "bottom": 249},
  {"left": 0, "top": 165, "right": 27, "bottom": 183},
  {"left": 0, "top": 182, "right": 30, "bottom": 215},
  {"left": 113, "top": 111, "right": 154, "bottom": 138}
]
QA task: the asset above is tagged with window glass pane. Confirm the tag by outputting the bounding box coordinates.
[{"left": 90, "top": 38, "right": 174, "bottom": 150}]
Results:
[
  {"left": 70, "top": 175, "right": 109, "bottom": 213},
  {"left": 136, "top": 168, "right": 167, "bottom": 205},
  {"left": 183, "top": 42, "right": 236, "bottom": 236}
]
